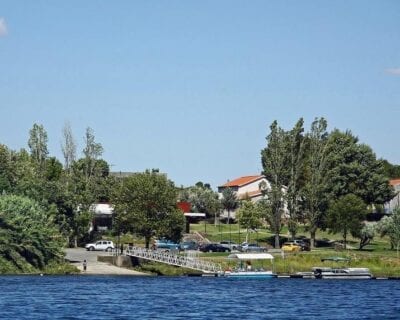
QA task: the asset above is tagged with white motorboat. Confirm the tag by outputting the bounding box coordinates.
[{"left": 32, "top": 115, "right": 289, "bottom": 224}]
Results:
[
  {"left": 223, "top": 253, "right": 277, "bottom": 279},
  {"left": 312, "top": 267, "right": 372, "bottom": 279}
]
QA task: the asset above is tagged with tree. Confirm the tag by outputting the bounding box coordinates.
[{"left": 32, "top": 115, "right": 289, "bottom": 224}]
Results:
[
  {"left": 0, "top": 195, "right": 64, "bottom": 273},
  {"left": 286, "top": 118, "right": 306, "bottom": 239},
  {"left": 355, "top": 223, "right": 376, "bottom": 250},
  {"left": 303, "top": 117, "right": 329, "bottom": 248},
  {"left": 0, "top": 144, "right": 14, "bottom": 194},
  {"left": 381, "top": 159, "right": 400, "bottom": 179},
  {"left": 377, "top": 209, "right": 400, "bottom": 256},
  {"left": 326, "top": 194, "right": 366, "bottom": 248},
  {"left": 61, "top": 122, "right": 77, "bottom": 172},
  {"left": 12, "top": 148, "right": 43, "bottom": 202},
  {"left": 28, "top": 123, "right": 49, "bottom": 170},
  {"left": 187, "top": 184, "right": 220, "bottom": 224},
  {"left": 324, "top": 130, "right": 394, "bottom": 205},
  {"left": 220, "top": 187, "right": 238, "bottom": 243},
  {"left": 82, "top": 127, "right": 103, "bottom": 179},
  {"left": 236, "top": 200, "right": 262, "bottom": 243},
  {"left": 261, "top": 120, "right": 288, "bottom": 248},
  {"left": 112, "top": 170, "right": 185, "bottom": 248}
]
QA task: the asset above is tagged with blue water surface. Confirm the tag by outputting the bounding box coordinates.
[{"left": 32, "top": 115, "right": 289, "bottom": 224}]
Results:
[{"left": 0, "top": 276, "right": 399, "bottom": 319}]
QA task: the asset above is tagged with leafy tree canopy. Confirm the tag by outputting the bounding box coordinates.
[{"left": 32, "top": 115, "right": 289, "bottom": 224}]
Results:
[
  {"left": 325, "top": 130, "right": 394, "bottom": 205},
  {"left": 0, "top": 195, "right": 64, "bottom": 273},
  {"left": 326, "top": 194, "right": 367, "bottom": 247},
  {"left": 112, "top": 170, "right": 185, "bottom": 247}
]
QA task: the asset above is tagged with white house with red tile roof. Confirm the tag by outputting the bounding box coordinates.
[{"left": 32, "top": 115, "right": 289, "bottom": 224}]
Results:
[
  {"left": 218, "top": 175, "right": 271, "bottom": 220},
  {"left": 385, "top": 179, "right": 400, "bottom": 213}
]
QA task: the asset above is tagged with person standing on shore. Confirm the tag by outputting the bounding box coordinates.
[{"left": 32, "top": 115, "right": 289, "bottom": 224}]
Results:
[{"left": 83, "top": 259, "right": 87, "bottom": 272}]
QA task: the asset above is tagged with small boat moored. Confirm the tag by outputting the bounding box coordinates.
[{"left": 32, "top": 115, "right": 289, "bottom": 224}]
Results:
[
  {"left": 312, "top": 257, "right": 372, "bottom": 279},
  {"left": 223, "top": 253, "right": 277, "bottom": 279},
  {"left": 312, "top": 267, "right": 372, "bottom": 279}
]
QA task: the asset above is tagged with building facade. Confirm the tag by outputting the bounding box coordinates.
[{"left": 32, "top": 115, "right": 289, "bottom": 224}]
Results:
[
  {"left": 385, "top": 179, "right": 400, "bottom": 214},
  {"left": 218, "top": 175, "right": 271, "bottom": 220}
]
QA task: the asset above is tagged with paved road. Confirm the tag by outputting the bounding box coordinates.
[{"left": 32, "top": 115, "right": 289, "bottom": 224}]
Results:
[{"left": 65, "top": 248, "right": 149, "bottom": 276}]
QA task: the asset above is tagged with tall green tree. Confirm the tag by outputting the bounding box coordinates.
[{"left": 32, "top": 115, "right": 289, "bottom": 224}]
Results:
[
  {"left": 261, "top": 120, "right": 288, "bottom": 248},
  {"left": 82, "top": 127, "right": 103, "bottom": 180},
  {"left": 112, "top": 170, "right": 185, "bottom": 248},
  {"left": 61, "top": 122, "right": 77, "bottom": 173},
  {"left": 286, "top": 118, "right": 306, "bottom": 239},
  {"left": 324, "top": 130, "right": 394, "bottom": 205},
  {"left": 303, "top": 117, "right": 329, "bottom": 248},
  {"left": 326, "top": 194, "right": 366, "bottom": 248},
  {"left": 28, "top": 123, "right": 49, "bottom": 170},
  {"left": 0, "top": 144, "right": 14, "bottom": 194}
]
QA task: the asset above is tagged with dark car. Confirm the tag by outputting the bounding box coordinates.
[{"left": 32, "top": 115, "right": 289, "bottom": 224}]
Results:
[
  {"left": 199, "top": 243, "right": 231, "bottom": 253},
  {"left": 293, "top": 239, "right": 310, "bottom": 251}
]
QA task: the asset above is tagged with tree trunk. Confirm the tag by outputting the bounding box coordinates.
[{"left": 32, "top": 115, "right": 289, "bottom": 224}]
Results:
[
  {"left": 145, "top": 236, "right": 151, "bottom": 249},
  {"left": 310, "top": 229, "right": 316, "bottom": 249},
  {"left": 275, "top": 233, "right": 280, "bottom": 249}
]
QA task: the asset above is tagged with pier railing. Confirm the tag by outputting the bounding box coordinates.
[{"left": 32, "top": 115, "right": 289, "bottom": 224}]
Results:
[{"left": 125, "top": 246, "right": 222, "bottom": 274}]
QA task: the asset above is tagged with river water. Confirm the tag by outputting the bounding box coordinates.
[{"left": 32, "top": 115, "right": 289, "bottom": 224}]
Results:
[{"left": 0, "top": 276, "right": 399, "bottom": 319}]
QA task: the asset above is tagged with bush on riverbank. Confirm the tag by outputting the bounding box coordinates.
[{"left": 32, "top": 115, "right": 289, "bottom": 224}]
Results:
[{"left": 0, "top": 195, "right": 66, "bottom": 275}]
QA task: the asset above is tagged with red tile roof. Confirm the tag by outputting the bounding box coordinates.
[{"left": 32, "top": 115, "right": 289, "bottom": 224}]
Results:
[
  {"left": 220, "top": 175, "right": 264, "bottom": 188},
  {"left": 390, "top": 178, "right": 400, "bottom": 186}
]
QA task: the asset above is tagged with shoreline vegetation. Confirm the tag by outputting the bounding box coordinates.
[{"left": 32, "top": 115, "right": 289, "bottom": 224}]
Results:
[
  {"left": 76, "top": 223, "right": 399, "bottom": 278},
  {"left": 132, "top": 232, "right": 400, "bottom": 278},
  {"left": 1, "top": 120, "right": 400, "bottom": 276}
]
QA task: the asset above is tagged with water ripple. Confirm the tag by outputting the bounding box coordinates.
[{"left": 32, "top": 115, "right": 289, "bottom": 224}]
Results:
[{"left": 0, "top": 276, "right": 399, "bottom": 319}]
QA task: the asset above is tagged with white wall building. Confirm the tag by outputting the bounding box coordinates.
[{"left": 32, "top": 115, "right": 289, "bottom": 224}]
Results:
[
  {"left": 385, "top": 179, "right": 400, "bottom": 214},
  {"left": 218, "top": 175, "right": 271, "bottom": 220}
]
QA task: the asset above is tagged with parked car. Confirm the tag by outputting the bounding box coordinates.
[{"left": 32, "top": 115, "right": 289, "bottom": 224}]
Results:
[
  {"left": 292, "top": 239, "right": 310, "bottom": 251},
  {"left": 180, "top": 241, "right": 199, "bottom": 251},
  {"left": 220, "top": 241, "right": 238, "bottom": 250},
  {"left": 199, "top": 243, "right": 231, "bottom": 253},
  {"left": 85, "top": 240, "right": 115, "bottom": 251},
  {"left": 238, "top": 242, "right": 266, "bottom": 252},
  {"left": 282, "top": 242, "right": 301, "bottom": 252},
  {"left": 154, "top": 239, "right": 180, "bottom": 251}
]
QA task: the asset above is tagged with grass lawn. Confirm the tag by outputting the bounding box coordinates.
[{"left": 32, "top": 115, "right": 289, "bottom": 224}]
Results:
[
  {"left": 189, "top": 222, "right": 400, "bottom": 277},
  {"left": 114, "top": 222, "right": 400, "bottom": 277}
]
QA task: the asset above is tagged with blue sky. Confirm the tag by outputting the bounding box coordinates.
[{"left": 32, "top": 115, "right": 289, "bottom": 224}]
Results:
[{"left": 0, "top": 1, "right": 399, "bottom": 188}]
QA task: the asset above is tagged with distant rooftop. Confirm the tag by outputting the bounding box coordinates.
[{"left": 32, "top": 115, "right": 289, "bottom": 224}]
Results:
[
  {"left": 219, "top": 175, "right": 264, "bottom": 188},
  {"left": 389, "top": 178, "right": 400, "bottom": 186}
]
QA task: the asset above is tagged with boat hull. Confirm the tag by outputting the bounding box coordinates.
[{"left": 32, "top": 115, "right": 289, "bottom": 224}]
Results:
[
  {"left": 224, "top": 271, "right": 277, "bottom": 279},
  {"left": 317, "top": 274, "right": 371, "bottom": 279}
]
